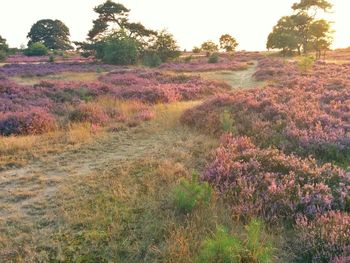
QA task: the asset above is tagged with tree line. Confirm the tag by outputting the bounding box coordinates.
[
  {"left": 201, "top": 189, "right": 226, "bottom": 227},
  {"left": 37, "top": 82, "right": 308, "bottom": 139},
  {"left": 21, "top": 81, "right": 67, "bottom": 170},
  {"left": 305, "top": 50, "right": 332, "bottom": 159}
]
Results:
[{"left": 0, "top": 0, "right": 336, "bottom": 64}]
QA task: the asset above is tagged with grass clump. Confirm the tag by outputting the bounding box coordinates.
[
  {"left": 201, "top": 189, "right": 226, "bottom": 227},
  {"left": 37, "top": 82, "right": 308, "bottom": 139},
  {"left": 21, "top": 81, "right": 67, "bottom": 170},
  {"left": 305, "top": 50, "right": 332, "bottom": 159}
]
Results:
[
  {"left": 197, "top": 219, "right": 275, "bottom": 263},
  {"left": 208, "top": 53, "right": 219, "bottom": 64},
  {"left": 173, "top": 172, "right": 212, "bottom": 214}
]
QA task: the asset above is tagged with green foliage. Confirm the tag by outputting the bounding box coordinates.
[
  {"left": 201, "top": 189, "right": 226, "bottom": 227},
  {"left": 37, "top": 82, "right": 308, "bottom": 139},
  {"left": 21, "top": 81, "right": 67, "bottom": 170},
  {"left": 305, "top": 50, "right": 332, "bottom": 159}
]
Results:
[
  {"left": 220, "top": 110, "right": 236, "bottom": 133},
  {"left": 173, "top": 173, "right": 212, "bottom": 214},
  {"left": 142, "top": 51, "right": 162, "bottom": 67},
  {"left": 100, "top": 36, "right": 139, "bottom": 65},
  {"left": 27, "top": 19, "right": 72, "bottom": 50},
  {"left": 0, "top": 35, "right": 8, "bottom": 52},
  {"left": 197, "top": 227, "right": 243, "bottom": 263},
  {"left": 0, "top": 50, "right": 6, "bottom": 62},
  {"left": 208, "top": 53, "right": 219, "bottom": 64},
  {"left": 192, "top": 46, "right": 201, "bottom": 53},
  {"left": 220, "top": 34, "right": 238, "bottom": 52},
  {"left": 298, "top": 55, "right": 315, "bottom": 72},
  {"left": 48, "top": 55, "right": 55, "bottom": 63},
  {"left": 88, "top": 0, "right": 155, "bottom": 45},
  {"left": 24, "top": 42, "right": 48, "bottom": 56},
  {"left": 152, "top": 30, "right": 181, "bottom": 62},
  {"left": 184, "top": 55, "right": 193, "bottom": 62},
  {"left": 292, "top": 0, "right": 332, "bottom": 13},
  {"left": 197, "top": 220, "right": 275, "bottom": 263},
  {"left": 267, "top": 0, "right": 332, "bottom": 56},
  {"left": 201, "top": 41, "right": 219, "bottom": 55}
]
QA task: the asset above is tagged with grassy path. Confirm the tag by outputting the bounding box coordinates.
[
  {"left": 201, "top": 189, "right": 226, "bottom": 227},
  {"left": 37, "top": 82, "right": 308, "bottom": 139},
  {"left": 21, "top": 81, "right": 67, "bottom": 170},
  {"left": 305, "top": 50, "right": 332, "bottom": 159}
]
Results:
[{"left": 0, "top": 66, "right": 260, "bottom": 262}]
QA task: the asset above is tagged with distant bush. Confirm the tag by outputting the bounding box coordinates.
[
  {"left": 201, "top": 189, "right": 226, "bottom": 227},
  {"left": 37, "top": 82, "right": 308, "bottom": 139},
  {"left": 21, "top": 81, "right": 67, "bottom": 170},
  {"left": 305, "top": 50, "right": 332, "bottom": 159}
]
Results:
[
  {"left": 100, "top": 37, "right": 139, "bottom": 65},
  {"left": 24, "top": 42, "right": 48, "bottom": 56},
  {"left": 0, "top": 50, "right": 6, "bottom": 62},
  {"left": 48, "top": 55, "right": 55, "bottom": 63},
  {"left": 184, "top": 55, "right": 193, "bottom": 62},
  {"left": 197, "top": 220, "right": 274, "bottom": 263},
  {"left": 142, "top": 51, "right": 162, "bottom": 67},
  {"left": 192, "top": 47, "right": 201, "bottom": 53},
  {"left": 173, "top": 173, "right": 212, "bottom": 214},
  {"left": 0, "top": 109, "right": 56, "bottom": 136},
  {"left": 208, "top": 53, "right": 219, "bottom": 64}
]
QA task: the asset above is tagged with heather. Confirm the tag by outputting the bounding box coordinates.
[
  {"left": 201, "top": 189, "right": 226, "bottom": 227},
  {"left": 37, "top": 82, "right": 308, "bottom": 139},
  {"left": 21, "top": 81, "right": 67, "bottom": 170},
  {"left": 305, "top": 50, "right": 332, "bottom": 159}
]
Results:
[
  {"left": 0, "top": 66, "right": 230, "bottom": 136},
  {"left": 182, "top": 60, "right": 350, "bottom": 163},
  {"left": 0, "top": 62, "right": 117, "bottom": 77},
  {"left": 203, "top": 134, "right": 350, "bottom": 222}
]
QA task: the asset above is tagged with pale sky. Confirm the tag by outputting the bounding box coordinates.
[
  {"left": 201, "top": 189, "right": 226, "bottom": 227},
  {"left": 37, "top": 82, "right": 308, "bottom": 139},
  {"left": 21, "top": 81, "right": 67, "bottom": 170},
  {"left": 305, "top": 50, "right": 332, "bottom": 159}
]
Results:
[{"left": 0, "top": 0, "right": 349, "bottom": 51}]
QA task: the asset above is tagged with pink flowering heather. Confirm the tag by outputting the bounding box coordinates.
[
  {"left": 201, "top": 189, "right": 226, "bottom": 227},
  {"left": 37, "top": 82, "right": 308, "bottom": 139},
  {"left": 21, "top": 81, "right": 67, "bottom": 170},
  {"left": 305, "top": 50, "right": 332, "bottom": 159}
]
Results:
[
  {"left": 202, "top": 134, "right": 350, "bottom": 222},
  {"left": 293, "top": 211, "right": 350, "bottom": 263}
]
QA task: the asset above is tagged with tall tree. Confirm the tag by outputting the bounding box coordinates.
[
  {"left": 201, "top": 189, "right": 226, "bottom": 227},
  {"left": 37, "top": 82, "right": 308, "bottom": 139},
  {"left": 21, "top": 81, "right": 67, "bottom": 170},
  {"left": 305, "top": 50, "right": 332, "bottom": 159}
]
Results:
[
  {"left": 219, "top": 34, "right": 238, "bottom": 52},
  {"left": 267, "top": 0, "right": 333, "bottom": 56},
  {"left": 87, "top": 0, "right": 156, "bottom": 44},
  {"left": 27, "top": 19, "right": 72, "bottom": 50},
  {"left": 0, "top": 35, "right": 8, "bottom": 51},
  {"left": 267, "top": 16, "right": 300, "bottom": 55},
  {"left": 308, "top": 19, "right": 332, "bottom": 58}
]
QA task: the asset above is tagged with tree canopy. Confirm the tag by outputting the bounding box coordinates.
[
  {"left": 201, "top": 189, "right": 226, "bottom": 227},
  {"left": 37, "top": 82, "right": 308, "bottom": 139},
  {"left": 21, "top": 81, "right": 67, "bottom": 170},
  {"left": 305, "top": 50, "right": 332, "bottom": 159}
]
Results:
[
  {"left": 201, "top": 41, "right": 219, "bottom": 54},
  {"left": 88, "top": 0, "right": 156, "bottom": 44},
  {"left": 267, "top": 0, "right": 333, "bottom": 57},
  {"left": 150, "top": 30, "right": 180, "bottom": 62},
  {"left": 27, "top": 19, "right": 72, "bottom": 50},
  {"left": 219, "top": 34, "right": 238, "bottom": 52},
  {"left": 0, "top": 35, "right": 8, "bottom": 51}
]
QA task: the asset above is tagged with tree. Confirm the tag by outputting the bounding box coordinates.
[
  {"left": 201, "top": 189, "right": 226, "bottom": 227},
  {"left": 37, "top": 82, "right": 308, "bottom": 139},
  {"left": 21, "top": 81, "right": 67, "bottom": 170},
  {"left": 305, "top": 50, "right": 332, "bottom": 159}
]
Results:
[
  {"left": 292, "top": 0, "right": 332, "bottom": 15},
  {"left": 201, "top": 41, "right": 218, "bottom": 55},
  {"left": 99, "top": 34, "right": 139, "bottom": 65},
  {"left": 267, "top": 16, "right": 300, "bottom": 55},
  {"left": 267, "top": 0, "right": 333, "bottom": 56},
  {"left": 308, "top": 19, "right": 332, "bottom": 59},
  {"left": 219, "top": 34, "right": 238, "bottom": 52},
  {"left": 0, "top": 35, "right": 8, "bottom": 51},
  {"left": 27, "top": 19, "right": 72, "bottom": 50},
  {"left": 151, "top": 30, "right": 180, "bottom": 62},
  {"left": 88, "top": 0, "right": 155, "bottom": 44}
]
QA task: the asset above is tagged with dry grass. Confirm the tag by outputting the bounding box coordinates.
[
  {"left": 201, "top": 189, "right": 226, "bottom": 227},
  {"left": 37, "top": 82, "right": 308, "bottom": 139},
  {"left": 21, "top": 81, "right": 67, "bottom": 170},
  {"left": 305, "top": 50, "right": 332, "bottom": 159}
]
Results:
[
  {"left": 12, "top": 71, "right": 105, "bottom": 85},
  {"left": 0, "top": 122, "right": 102, "bottom": 169}
]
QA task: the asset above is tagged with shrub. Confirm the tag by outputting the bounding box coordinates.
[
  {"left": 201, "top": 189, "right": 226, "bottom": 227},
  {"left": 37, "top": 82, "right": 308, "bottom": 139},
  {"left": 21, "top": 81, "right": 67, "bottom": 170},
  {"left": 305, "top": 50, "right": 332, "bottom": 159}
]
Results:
[
  {"left": 192, "top": 47, "right": 201, "bottom": 53},
  {"left": 298, "top": 56, "right": 315, "bottom": 72},
  {"left": 292, "top": 212, "right": 350, "bottom": 263},
  {"left": 173, "top": 173, "right": 212, "bottom": 214},
  {"left": 0, "top": 109, "right": 56, "bottom": 136},
  {"left": 69, "top": 103, "right": 109, "bottom": 125},
  {"left": 100, "top": 37, "right": 139, "bottom": 65},
  {"left": 48, "top": 55, "right": 55, "bottom": 63},
  {"left": 0, "top": 50, "right": 6, "bottom": 62},
  {"left": 142, "top": 51, "right": 162, "bottom": 67},
  {"left": 184, "top": 55, "right": 193, "bottom": 62},
  {"left": 208, "top": 53, "right": 219, "bottom": 64},
  {"left": 197, "top": 220, "right": 274, "bottom": 263},
  {"left": 24, "top": 42, "right": 48, "bottom": 56}
]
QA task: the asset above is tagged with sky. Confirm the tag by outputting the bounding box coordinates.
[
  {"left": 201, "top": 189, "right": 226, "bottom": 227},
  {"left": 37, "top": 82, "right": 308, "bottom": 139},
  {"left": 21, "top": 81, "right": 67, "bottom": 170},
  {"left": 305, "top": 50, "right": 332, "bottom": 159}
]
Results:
[{"left": 0, "top": 0, "right": 349, "bottom": 51}]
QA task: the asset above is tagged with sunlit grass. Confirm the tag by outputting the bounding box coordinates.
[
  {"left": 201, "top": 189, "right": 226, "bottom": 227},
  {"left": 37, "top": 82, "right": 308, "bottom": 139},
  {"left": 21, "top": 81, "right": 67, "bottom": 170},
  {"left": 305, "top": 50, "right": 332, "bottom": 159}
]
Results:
[{"left": 12, "top": 71, "right": 105, "bottom": 85}]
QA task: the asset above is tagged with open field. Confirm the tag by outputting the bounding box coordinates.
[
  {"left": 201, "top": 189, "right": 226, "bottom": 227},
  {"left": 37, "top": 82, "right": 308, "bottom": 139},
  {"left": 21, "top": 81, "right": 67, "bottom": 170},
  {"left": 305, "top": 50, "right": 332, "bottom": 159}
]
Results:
[{"left": 1, "top": 50, "right": 350, "bottom": 262}]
